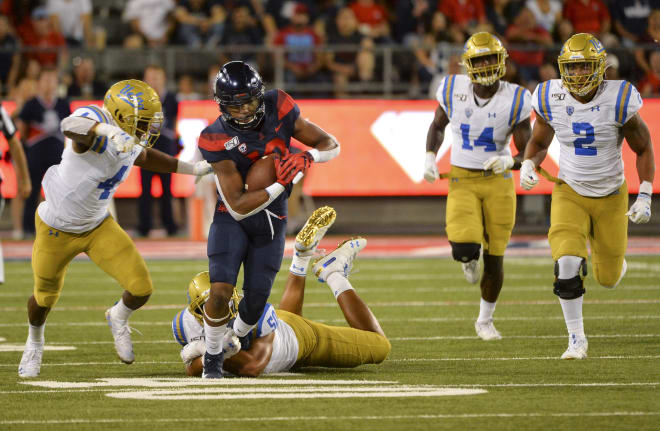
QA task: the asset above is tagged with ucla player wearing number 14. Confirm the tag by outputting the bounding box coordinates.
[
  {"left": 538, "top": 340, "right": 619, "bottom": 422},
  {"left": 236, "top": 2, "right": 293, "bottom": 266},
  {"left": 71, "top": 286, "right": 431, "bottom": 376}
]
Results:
[
  {"left": 520, "top": 34, "right": 655, "bottom": 359},
  {"left": 18, "top": 80, "right": 213, "bottom": 378},
  {"left": 424, "top": 32, "right": 532, "bottom": 340}
]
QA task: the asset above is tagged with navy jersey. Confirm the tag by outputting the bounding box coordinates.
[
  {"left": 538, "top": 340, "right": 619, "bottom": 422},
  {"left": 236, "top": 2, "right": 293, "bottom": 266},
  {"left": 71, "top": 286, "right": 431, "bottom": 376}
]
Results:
[
  {"left": 198, "top": 89, "right": 300, "bottom": 214},
  {"left": 17, "top": 96, "right": 71, "bottom": 148}
]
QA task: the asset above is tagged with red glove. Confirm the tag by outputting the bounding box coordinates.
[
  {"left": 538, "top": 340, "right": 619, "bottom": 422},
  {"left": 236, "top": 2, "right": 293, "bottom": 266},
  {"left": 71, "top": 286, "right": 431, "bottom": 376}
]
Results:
[
  {"left": 274, "top": 155, "right": 299, "bottom": 186},
  {"left": 280, "top": 151, "right": 313, "bottom": 179}
]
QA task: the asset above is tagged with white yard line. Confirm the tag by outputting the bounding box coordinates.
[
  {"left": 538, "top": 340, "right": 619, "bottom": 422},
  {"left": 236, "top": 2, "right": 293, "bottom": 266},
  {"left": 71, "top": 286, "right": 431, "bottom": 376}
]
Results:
[{"left": 391, "top": 355, "right": 660, "bottom": 362}]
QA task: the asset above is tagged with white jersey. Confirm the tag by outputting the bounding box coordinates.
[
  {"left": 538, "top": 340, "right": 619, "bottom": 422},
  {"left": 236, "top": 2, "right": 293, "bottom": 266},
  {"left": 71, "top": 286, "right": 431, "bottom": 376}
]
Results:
[
  {"left": 531, "top": 79, "right": 642, "bottom": 197},
  {"left": 172, "top": 303, "right": 299, "bottom": 374},
  {"left": 37, "top": 105, "right": 142, "bottom": 233},
  {"left": 436, "top": 74, "right": 531, "bottom": 170}
]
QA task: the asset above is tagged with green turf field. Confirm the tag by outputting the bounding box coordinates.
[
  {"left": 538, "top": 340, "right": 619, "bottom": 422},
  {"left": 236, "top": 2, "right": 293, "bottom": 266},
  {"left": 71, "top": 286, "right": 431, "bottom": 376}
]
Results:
[{"left": 0, "top": 256, "right": 658, "bottom": 430}]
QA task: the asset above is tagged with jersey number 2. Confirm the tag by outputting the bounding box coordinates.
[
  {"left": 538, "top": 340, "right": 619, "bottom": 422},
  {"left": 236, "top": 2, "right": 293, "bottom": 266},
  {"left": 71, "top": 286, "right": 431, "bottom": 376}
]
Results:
[
  {"left": 572, "top": 122, "right": 597, "bottom": 156},
  {"left": 460, "top": 124, "right": 496, "bottom": 152},
  {"left": 98, "top": 165, "right": 128, "bottom": 200}
]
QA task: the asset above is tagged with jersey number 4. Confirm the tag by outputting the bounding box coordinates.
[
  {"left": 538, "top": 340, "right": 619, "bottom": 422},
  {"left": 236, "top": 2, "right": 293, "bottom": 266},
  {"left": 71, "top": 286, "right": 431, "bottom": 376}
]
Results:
[
  {"left": 572, "top": 122, "right": 597, "bottom": 156},
  {"left": 98, "top": 165, "right": 128, "bottom": 199},
  {"left": 460, "top": 124, "right": 496, "bottom": 152}
]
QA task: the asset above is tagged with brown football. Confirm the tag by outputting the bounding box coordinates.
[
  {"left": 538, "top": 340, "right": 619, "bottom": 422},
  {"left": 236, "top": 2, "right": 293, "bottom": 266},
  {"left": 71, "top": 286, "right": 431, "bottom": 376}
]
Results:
[{"left": 245, "top": 154, "right": 277, "bottom": 191}]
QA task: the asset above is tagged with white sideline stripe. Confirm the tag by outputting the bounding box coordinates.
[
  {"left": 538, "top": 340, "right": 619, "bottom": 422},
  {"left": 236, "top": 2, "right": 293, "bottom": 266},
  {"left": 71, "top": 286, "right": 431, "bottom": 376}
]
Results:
[
  {"left": 0, "top": 314, "right": 658, "bottom": 328},
  {"left": 1, "top": 411, "right": 658, "bottom": 425},
  {"left": 391, "top": 355, "right": 660, "bottom": 362},
  {"left": 391, "top": 334, "right": 660, "bottom": 341},
  {"left": 1, "top": 298, "right": 659, "bottom": 312}
]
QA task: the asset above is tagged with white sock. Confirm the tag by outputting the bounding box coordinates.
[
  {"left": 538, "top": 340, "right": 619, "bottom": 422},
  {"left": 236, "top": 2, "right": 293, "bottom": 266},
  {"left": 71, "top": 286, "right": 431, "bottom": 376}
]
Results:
[
  {"left": 0, "top": 241, "right": 4, "bottom": 283},
  {"left": 557, "top": 255, "right": 582, "bottom": 278},
  {"left": 111, "top": 298, "right": 133, "bottom": 323},
  {"left": 204, "top": 321, "right": 227, "bottom": 355},
  {"left": 232, "top": 313, "right": 256, "bottom": 338},
  {"left": 327, "top": 272, "right": 355, "bottom": 299},
  {"left": 290, "top": 253, "right": 312, "bottom": 276},
  {"left": 559, "top": 297, "right": 585, "bottom": 337},
  {"left": 28, "top": 323, "right": 45, "bottom": 345},
  {"left": 477, "top": 298, "right": 496, "bottom": 323}
]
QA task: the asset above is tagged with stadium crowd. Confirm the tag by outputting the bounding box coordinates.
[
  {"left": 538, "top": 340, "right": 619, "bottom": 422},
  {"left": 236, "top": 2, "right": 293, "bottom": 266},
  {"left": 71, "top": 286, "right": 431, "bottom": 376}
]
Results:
[{"left": 1, "top": 0, "right": 660, "bottom": 102}]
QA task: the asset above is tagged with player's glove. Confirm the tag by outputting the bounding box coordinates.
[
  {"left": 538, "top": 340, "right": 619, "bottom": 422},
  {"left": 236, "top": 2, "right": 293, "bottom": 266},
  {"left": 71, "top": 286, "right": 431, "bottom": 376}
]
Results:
[
  {"left": 520, "top": 159, "right": 539, "bottom": 190},
  {"left": 280, "top": 151, "right": 313, "bottom": 180},
  {"left": 483, "top": 155, "right": 514, "bottom": 174},
  {"left": 424, "top": 151, "right": 439, "bottom": 183},
  {"left": 193, "top": 160, "right": 213, "bottom": 183},
  {"left": 180, "top": 339, "right": 206, "bottom": 366},
  {"left": 627, "top": 181, "right": 653, "bottom": 224},
  {"left": 221, "top": 329, "right": 241, "bottom": 359},
  {"left": 274, "top": 155, "right": 301, "bottom": 186},
  {"left": 95, "top": 123, "right": 136, "bottom": 153}
]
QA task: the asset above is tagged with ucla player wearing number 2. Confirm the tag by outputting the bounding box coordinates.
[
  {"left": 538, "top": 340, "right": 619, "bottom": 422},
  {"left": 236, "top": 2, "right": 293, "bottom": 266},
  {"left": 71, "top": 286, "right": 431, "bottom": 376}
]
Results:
[
  {"left": 424, "top": 32, "right": 532, "bottom": 341},
  {"left": 18, "top": 80, "right": 214, "bottom": 378},
  {"left": 521, "top": 34, "right": 655, "bottom": 359}
]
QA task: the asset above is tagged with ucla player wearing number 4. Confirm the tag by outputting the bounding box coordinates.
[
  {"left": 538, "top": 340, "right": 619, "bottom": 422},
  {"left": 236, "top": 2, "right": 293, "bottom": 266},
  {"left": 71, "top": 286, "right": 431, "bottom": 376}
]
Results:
[
  {"left": 18, "top": 80, "right": 214, "bottom": 378},
  {"left": 424, "top": 33, "right": 532, "bottom": 340},
  {"left": 521, "top": 34, "right": 655, "bottom": 359}
]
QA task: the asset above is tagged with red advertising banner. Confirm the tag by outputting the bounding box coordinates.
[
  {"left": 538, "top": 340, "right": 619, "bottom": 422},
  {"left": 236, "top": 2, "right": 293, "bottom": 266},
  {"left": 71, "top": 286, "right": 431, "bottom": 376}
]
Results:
[{"left": 2, "top": 98, "right": 659, "bottom": 198}]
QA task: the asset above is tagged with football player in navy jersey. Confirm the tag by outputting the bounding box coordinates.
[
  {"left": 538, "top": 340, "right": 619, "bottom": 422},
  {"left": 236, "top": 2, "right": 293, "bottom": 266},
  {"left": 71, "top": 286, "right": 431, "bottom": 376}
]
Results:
[{"left": 197, "top": 61, "right": 340, "bottom": 378}]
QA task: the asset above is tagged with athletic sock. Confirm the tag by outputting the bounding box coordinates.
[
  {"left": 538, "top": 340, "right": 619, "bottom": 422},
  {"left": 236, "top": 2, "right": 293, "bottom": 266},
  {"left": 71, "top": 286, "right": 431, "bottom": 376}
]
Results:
[
  {"left": 28, "top": 323, "right": 45, "bottom": 345},
  {"left": 290, "top": 253, "right": 312, "bottom": 276},
  {"left": 327, "top": 272, "right": 355, "bottom": 299},
  {"left": 110, "top": 298, "right": 133, "bottom": 323},
  {"left": 559, "top": 297, "right": 585, "bottom": 337},
  {"left": 232, "top": 313, "right": 256, "bottom": 338},
  {"left": 477, "top": 298, "right": 496, "bottom": 323},
  {"left": 204, "top": 322, "right": 227, "bottom": 355}
]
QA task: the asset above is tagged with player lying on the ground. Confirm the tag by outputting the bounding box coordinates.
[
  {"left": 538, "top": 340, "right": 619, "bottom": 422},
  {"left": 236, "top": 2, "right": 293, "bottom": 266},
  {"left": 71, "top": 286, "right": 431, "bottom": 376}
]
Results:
[{"left": 172, "top": 211, "right": 390, "bottom": 376}]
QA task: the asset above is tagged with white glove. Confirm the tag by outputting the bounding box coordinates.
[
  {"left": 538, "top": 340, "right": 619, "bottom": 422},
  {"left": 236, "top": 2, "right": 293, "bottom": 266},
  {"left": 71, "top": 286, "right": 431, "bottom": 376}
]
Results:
[
  {"left": 193, "top": 160, "right": 213, "bottom": 183},
  {"left": 483, "top": 155, "right": 514, "bottom": 174},
  {"left": 627, "top": 181, "right": 652, "bottom": 224},
  {"left": 520, "top": 159, "right": 539, "bottom": 190},
  {"left": 221, "top": 329, "right": 241, "bottom": 359},
  {"left": 424, "top": 151, "right": 439, "bottom": 183},
  {"left": 95, "top": 123, "right": 136, "bottom": 153},
  {"left": 180, "top": 339, "right": 206, "bottom": 366}
]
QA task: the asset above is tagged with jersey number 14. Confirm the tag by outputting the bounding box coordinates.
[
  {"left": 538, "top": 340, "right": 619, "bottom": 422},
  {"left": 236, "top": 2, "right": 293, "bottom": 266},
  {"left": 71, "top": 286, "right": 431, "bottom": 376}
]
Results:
[{"left": 460, "top": 124, "right": 496, "bottom": 152}]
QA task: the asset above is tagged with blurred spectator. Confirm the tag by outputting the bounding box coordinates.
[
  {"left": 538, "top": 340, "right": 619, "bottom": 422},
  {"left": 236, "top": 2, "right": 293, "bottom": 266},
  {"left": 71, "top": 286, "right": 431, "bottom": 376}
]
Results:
[
  {"left": 612, "top": 0, "right": 656, "bottom": 47},
  {"left": 46, "top": 0, "right": 93, "bottom": 47},
  {"left": 22, "top": 7, "right": 67, "bottom": 69},
  {"left": 325, "top": 7, "right": 375, "bottom": 97},
  {"left": 177, "top": 74, "right": 202, "bottom": 101},
  {"left": 15, "top": 67, "right": 69, "bottom": 237},
  {"left": 272, "top": 4, "right": 324, "bottom": 90},
  {"left": 0, "top": 0, "right": 38, "bottom": 42},
  {"left": 438, "top": 0, "right": 491, "bottom": 40},
  {"left": 174, "top": 0, "right": 226, "bottom": 48},
  {"left": 123, "top": 0, "right": 176, "bottom": 47},
  {"left": 207, "top": 63, "right": 222, "bottom": 98},
  {"left": 219, "top": 4, "right": 264, "bottom": 65},
  {"left": 0, "top": 15, "right": 21, "bottom": 96},
  {"left": 634, "top": 9, "right": 660, "bottom": 76},
  {"left": 66, "top": 56, "right": 105, "bottom": 99},
  {"left": 524, "top": 0, "right": 562, "bottom": 34},
  {"left": 350, "top": 0, "right": 392, "bottom": 42},
  {"left": 138, "top": 65, "right": 180, "bottom": 237},
  {"left": 505, "top": 6, "right": 552, "bottom": 85},
  {"left": 538, "top": 61, "right": 558, "bottom": 81},
  {"left": 562, "top": 0, "right": 611, "bottom": 37},
  {"left": 486, "top": 0, "right": 514, "bottom": 37},
  {"left": 123, "top": 33, "right": 145, "bottom": 49},
  {"left": 264, "top": 0, "right": 318, "bottom": 30},
  {"left": 313, "top": 0, "right": 343, "bottom": 41},
  {"left": 9, "top": 59, "right": 40, "bottom": 113},
  {"left": 638, "top": 50, "right": 660, "bottom": 95},
  {"left": 605, "top": 53, "right": 620, "bottom": 80},
  {"left": 414, "top": 11, "right": 463, "bottom": 92},
  {"left": 393, "top": 0, "right": 433, "bottom": 44}
]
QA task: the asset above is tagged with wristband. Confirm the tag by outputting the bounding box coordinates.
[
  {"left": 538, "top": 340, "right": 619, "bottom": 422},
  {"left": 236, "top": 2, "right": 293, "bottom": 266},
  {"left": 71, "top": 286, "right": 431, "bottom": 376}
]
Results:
[
  {"left": 639, "top": 180, "right": 653, "bottom": 197},
  {"left": 265, "top": 182, "right": 285, "bottom": 199},
  {"left": 176, "top": 160, "right": 195, "bottom": 175}
]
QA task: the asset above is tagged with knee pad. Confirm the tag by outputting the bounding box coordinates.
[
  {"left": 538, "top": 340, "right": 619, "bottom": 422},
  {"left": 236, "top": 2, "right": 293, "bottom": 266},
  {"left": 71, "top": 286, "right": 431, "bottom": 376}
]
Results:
[
  {"left": 553, "top": 276, "right": 585, "bottom": 299},
  {"left": 450, "top": 242, "right": 481, "bottom": 263}
]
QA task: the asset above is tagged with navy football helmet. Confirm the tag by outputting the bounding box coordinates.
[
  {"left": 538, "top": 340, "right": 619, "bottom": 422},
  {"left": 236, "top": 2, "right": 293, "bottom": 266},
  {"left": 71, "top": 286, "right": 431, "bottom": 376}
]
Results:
[{"left": 214, "top": 61, "right": 265, "bottom": 130}]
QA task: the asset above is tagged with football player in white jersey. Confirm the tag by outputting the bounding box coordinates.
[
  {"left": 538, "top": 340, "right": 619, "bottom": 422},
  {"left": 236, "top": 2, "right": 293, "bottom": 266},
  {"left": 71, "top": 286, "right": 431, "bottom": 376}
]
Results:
[
  {"left": 520, "top": 33, "right": 655, "bottom": 359},
  {"left": 18, "top": 79, "right": 213, "bottom": 378},
  {"left": 424, "top": 32, "right": 532, "bottom": 340},
  {"left": 173, "top": 208, "right": 390, "bottom": 377}
]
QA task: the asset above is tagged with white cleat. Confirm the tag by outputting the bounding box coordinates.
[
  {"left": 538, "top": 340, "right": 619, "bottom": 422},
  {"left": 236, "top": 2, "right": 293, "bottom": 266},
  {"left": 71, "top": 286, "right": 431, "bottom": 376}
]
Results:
[
  {"left": 105, "top": 308, "right": 135, "bottom": 364},
  {"left": 462, "top": 259, "right": 480, "bottom": 284},
  {"left": 313, "top": 237, "right": 367, "bottom": 282},
  {"left": 295, "top": 206, "right": 337, "bottom": 256},
  {"left": 475, "top": 319, "right": 502, "bottom": 340},
  {"left": 18, "top": 342, "right": 44, "bottom": 378},
  {"left": 561, "top": 334, "right": 588, "bottom": 359}
]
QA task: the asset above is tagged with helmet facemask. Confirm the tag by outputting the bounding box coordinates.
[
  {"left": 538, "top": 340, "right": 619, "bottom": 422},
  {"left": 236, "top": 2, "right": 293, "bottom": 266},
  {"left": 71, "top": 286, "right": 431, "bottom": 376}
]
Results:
[
  {"left": 558, "top": 58, "right": 605, "bottom": 97},
  {"left": 216, "top": 90, "right": 265, "bottom": 130},
  {"left": 464, "top": 53, "right": 507, "bottom": 86}
]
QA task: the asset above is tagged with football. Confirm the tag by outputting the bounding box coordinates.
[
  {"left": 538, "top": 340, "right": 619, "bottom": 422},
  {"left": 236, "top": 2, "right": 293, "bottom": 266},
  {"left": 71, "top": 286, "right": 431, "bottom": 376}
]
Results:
[{"left": 245, "top": 154, "right": 277, "bottom": 191}]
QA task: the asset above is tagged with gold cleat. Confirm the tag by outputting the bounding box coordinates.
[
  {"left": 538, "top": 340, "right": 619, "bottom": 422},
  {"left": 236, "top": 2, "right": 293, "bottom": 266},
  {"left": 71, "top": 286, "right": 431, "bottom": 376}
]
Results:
[{"left": 295, "top": 206, "right": 337, "bottom": 255}]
